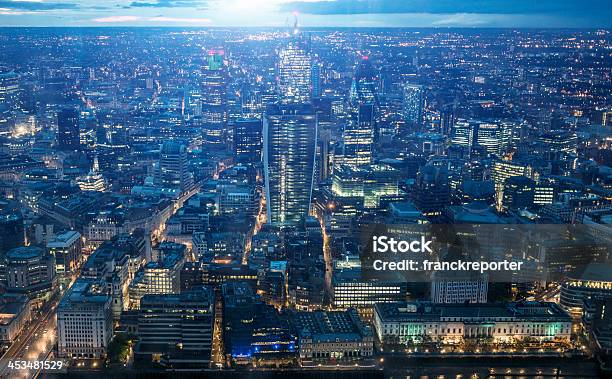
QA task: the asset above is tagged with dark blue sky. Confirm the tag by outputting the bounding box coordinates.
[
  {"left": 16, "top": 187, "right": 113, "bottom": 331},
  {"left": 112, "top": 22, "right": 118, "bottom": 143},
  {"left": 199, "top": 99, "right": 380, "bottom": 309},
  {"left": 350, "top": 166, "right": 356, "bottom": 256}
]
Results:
[{"left": 0, "top": 0, "right": 609, "bottom": 27}]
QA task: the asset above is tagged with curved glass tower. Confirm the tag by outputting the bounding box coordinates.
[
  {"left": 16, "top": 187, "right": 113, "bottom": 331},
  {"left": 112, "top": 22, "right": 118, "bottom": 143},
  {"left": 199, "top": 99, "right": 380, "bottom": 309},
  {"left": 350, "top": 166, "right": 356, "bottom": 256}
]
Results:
[{"left": 264, "top": 103, "right": 317, "bottom": 225}]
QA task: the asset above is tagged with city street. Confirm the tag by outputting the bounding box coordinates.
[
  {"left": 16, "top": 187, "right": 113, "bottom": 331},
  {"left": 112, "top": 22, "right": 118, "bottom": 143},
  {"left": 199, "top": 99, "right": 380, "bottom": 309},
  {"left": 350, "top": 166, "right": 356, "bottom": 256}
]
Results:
[{"left": 0, "top": 295, "right": 60, "bottom": 379}]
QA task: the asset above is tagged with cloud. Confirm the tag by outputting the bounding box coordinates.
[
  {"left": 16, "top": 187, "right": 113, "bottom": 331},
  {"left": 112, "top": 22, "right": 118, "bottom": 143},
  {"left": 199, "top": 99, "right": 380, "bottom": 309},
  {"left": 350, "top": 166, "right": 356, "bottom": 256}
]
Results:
[
  {"left": 280, "top": 0, "right": 609, "bottom": 15},
  {"left": 432, "top": 13, "right": 489, "bottom": 26},
  {"left": 0, "top": 7, "right": 34, "bottom": 15},
  {"left": 92, "top": 15, "right": 212, "bottom": 24},
  {"left": 129, "top": 0, "right": 207, "bottom": 8},
  {"left": 93, "top": 15, "right": 142, "bottom": 22},
  {"left": 0, "top": 0, "right": 78, "bottom": 10},
  {"left": 149, "top": 16, "right": 211, "bottom": 23}
]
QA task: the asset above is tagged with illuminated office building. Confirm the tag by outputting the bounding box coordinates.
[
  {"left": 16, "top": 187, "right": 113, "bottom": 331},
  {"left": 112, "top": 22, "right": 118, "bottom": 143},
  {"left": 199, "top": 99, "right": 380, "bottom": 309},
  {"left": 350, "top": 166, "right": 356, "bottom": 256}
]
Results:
[
  {"left": 0, "top": 69, "right": 18, "bottom": 109},
  {"left": 234, "top": 118, "right": 263, "bottom": 163},
  {"left": 331, "top": 254, "right": 407, "bottom": 309},
  {"left": 560, "top": 264, "right": 612, "bottom": 318},
  {"left": 537, "top": 131, "right": 578, "bottom": 154},
  {"left": 402, "top": 84, "right": 424, "bottom": 126},
  {"left": 0, "top": 69, "right": 18, "bottom": 133},
  {"left": 264, "top": 103, "right": 317, "bottom": 225},
  {"left": 534, "top": 178, "right": 556, "bottom": 205},
  {"left": 278, "top": 37, "right": 311, "bottom": 104},
  {"left": 201, "top": 50, "right": 228, "bottom": 125},
  {"left": 451, "top": 120, "right": 513, "bottom": 156},
  {"left": 57, "top": 278, "right": 112, "bottom": 359},
  {"left": 76, "top": 156, "right": 107, "bottom": 192},
  {"left": 128, "top": 250, "right": 183, "bottom": 309},
  {"left": 342, "top": 56, "right": 377, "bottom": 167},
  {"left": 0, "top": 68, "right": 19, "bottom": 134},
  {"left": 157, "top": 140, "right": 193, "bottom": 192},
  {"left": 492, "top": 160, "right": 538, "bottom": 210},
  {"left": 47, "top": 231, "right": 82, "bottom": 284},
  {"left": 431, "top": 271, "right": 488, "bottom": 304},
  {"left": 332, "top": 164, "right": 400, "bottom": 209}
]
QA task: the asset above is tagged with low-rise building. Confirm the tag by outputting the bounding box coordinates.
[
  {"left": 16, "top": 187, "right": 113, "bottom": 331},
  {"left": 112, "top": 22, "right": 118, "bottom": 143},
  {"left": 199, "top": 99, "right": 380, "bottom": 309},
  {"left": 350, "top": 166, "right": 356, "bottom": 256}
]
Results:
[
  {"left": 134, "top": 287, "right": 215, "bottom": 369},
  {"left": 332, "top": 254, "right": 406, "bottom": 310},
  {"left": 0, "top": 294, "right": 31, "bottom": 346},
  {"left": 560, "top": 263, "right": 612, "bottom": 318},
  {"left": 57, "top": 279, "right": 112, "bottom": 359},
  {"left": 2, "top": 246, "right": 56, "bottom": 301},
  {"left": 374, "top": 301, "right": 571, "bottom": 346},
  {"left": 128, "top": 250, "right": 183, "bottom": 309},
  {"left": 291, "top": 309, "right": 373, "bottom": 363},
  {"left": 47, "top": 230, "right": 82, "bottom": 286}
]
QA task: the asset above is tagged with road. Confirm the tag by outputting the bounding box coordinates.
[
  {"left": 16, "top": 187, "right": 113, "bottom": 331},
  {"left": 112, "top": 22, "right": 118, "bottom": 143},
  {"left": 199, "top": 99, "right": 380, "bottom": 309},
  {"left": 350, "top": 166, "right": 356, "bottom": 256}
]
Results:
[
  {"left": 242, "top": 195, "right": 266, "bottom": 265},
  {"left": 0, "top": 294, "right": 60, "bottom": 379},
  {"left": 0, "top": 270, "right": 80, "bottom": 379},
  {"left": 314, "top": 209, "right": 333, "bottom": 296},
  {"left": 535, "top": 284, "right": 561, "bottom": 302}
]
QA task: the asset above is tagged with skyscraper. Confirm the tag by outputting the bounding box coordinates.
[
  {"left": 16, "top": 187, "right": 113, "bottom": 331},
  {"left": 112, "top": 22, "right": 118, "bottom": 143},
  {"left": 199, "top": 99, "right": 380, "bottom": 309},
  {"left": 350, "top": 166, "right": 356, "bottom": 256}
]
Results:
[
  {"left": 402, "top": 84, "right": 424, "bottom": 127},
  {"left": 157, "top": 141, "right": 192, "bottom": 192},
  {"left": 264, "top": 103, "right": 317, "bottom": 225},
  {"left": 0, "top": 69, "right": 19, "bottom": 126},
  {"left": 278, "top": 38, "right": 311, "bottom": 104},
  {"left": 0, "top": 69, "right": 18, "bottom": 101},
  {"left": 201, "top": 50, "right": 228, "bottom": 124},
  {"left": 311, "top": 61, "right": 322, "bottom": 98},
  {"left": 234, "top": 118, "right": 263, "bottom": 164},
  {"left": 57, "top": 108, "right": 80, "bottom": 150},
  {"left": 342, "top": 57, "right": 377, "bottom": 167},
  {"left": 202, "top": 50, "right": 229, "bottom": 151}
]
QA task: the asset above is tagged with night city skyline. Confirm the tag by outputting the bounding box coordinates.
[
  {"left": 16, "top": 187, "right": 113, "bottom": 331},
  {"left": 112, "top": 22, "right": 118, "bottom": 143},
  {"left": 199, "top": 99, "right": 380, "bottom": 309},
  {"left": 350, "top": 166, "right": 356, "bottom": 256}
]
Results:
[{"left": 0, "top": 1, "right": 610, "bottom": 378}]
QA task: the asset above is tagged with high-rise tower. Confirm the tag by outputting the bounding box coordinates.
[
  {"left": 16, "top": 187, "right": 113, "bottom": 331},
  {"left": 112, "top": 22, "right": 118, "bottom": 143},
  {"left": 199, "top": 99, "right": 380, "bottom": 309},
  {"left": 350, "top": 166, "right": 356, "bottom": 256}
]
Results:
[
  {"left": 342, "top": 56, "right": 378, "bottom": 167},
  {"left": 202, "top": 50, "right": 228, "bottom": 150},
  {"left": 264, "top": 103, "right": 317, "bottom": 225},
  {"left": 278, "top": 31, "right": 311, "bottom": 104},
  {"left": 402, "top": 84, "right": 424, "bottom": 127}
]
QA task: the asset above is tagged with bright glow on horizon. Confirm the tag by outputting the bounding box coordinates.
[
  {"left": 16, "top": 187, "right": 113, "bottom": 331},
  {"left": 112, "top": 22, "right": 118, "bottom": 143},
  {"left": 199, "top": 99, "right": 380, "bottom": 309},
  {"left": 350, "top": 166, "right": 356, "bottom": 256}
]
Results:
[{"left": 0, "top": 0, "right": 608, "bottom": 28}]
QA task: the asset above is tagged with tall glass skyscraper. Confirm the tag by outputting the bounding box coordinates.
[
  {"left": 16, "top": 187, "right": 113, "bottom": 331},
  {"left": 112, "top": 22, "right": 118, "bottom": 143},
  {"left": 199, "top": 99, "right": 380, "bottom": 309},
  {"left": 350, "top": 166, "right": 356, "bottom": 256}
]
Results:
[
  {"left": 202, "top": 50, "right": 228, "bottom": 151},
  {"left": 402, "top": 84, "right": 424, "bottom": 127},
  {"left": 264, "top": 103, "right": 317, "bottom": 225},
  {"left": 342, "top": 57, "right": 377, "bottom": 167},
  {"left": 278, "top": 38, "right": 312, "bottom": 104}
]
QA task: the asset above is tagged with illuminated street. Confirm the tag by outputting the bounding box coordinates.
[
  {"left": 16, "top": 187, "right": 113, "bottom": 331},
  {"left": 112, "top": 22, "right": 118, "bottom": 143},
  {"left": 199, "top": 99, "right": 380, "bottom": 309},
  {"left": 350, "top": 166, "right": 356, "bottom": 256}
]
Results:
[{"left": 0, "top": 298, "right": 59, "bottom": 379}]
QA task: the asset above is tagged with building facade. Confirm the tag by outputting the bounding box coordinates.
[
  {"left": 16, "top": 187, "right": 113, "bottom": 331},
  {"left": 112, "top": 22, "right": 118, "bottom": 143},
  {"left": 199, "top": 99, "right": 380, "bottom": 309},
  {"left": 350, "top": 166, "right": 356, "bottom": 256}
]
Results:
[
  {"left": 264, "top": 103, "right": 317, "bottom": 225},
  {"left": 57, "top": 279, "right": 113, "bottom": 359},
  {"left": 374, "top": 301, "right": 572, "bottom": 346}
]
